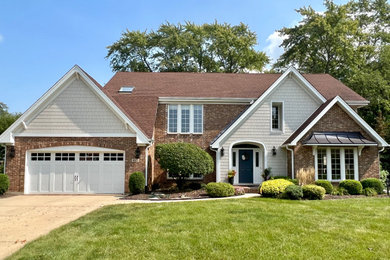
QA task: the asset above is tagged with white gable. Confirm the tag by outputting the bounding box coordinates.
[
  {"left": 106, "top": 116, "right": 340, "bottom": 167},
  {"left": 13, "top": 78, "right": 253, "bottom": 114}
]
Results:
[
  {"left": 218, "top": 76, "right": 322, "bottom": 179},
  {"left": 20, "top": 77, "right": 133, "bottom": 135},
  {"left": 0, "top": 65, "right": 150, "bottom": 144}
]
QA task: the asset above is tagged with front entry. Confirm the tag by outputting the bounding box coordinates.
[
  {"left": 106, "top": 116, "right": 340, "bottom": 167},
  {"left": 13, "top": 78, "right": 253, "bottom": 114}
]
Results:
[{"left": 239, "top": 150, "right": 253, "bottom": 183}]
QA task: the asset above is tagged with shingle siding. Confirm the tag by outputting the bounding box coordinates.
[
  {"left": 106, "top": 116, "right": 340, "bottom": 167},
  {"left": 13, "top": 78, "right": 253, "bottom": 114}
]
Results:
[
  {"left": 22, "top": 78, "right": 133, "bottom": 135},
  {"left": 219, "top": 77, "right": 322, "bottom": 182}
]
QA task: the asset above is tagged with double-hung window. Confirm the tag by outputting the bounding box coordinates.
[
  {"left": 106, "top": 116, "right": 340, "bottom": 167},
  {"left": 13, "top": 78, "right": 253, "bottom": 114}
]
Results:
[
  {"left": 168, "top": 104, "right": 203, "bottom": 134},
  {"left": 315, "top": 147, "right": 358, "bottom": 181}
]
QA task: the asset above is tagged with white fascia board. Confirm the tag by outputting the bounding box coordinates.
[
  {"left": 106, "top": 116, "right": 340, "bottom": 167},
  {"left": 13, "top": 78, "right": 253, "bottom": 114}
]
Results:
[
  {"left": 289, "top": 96, "right": 389, "bottom": 147},
  {"left": 159, "top": 97, "right": 254, "bottom": 104},
  {"left": 0, "top": 65, "right": 151, "bottom": 145},
  {"left": 346, "top": 100, "right": 370, "bottom": 107},
  {"left": 14, "top": 133, "right": 136, "bottom": 138},
  {"left": 210, "top": 67, "right": 327, "bottom": 149}
]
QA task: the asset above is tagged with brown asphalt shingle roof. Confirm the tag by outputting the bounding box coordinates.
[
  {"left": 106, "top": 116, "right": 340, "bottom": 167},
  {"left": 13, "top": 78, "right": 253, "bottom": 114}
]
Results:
[{"left": 97, "top": 72, "right": 367, "bottom": 139}]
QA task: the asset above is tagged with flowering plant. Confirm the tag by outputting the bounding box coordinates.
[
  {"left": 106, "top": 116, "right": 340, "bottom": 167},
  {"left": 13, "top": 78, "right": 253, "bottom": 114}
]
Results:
[{"left": 228, "top": 170, "right": 237, "bottom": 178}]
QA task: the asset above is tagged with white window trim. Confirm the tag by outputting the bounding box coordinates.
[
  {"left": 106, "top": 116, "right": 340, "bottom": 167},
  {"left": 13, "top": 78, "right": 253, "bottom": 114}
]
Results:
[
  {"left": 167, "top": 104, "right": 203, "bottom": 134},
  {"left": 314, "top": 147, "right": 359, "bottom": 181},
  {"left": 166, "top": 173, "right": 204, "bottom": 180},
  {"left": 270, "top": 101, "right": 284, "bottom": 133}
]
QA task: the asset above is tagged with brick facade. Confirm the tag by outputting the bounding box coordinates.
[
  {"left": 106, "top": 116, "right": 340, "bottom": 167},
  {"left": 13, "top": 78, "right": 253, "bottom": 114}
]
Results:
[
  {"left": 153, "top": 104, "right": 249, "bottom": 184},
  {"left": 290, "top": 104, "right": 380, "bottom": 180},
  {"left": 6, "top": 137, "right": 146, "bottom": 192}
]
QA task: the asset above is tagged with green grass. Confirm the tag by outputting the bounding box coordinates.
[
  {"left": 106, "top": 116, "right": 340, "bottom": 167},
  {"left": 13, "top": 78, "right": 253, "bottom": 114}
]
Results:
[{"left": 8, "top": 197, "right": 390, "bottom": 259}]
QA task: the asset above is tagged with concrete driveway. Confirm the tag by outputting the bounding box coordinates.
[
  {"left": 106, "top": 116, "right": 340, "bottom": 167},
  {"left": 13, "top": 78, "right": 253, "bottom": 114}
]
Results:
[{"left": 0, "top": 195, "right": 119, "bottom": 259}]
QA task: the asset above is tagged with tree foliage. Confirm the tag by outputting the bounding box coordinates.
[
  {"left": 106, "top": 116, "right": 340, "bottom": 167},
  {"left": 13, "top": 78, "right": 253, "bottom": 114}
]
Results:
[
  {"left": 0, "top": 103, "right": 20, "bottom": 173},
  {"left": 107, "top": 22, "right": 269, "bottom": 73},
  {"left": 274, "top": 0, "right": 390, "bottom": 170},
  {"left": 155, "top": 142, "right": 214, "bottom": 189}
]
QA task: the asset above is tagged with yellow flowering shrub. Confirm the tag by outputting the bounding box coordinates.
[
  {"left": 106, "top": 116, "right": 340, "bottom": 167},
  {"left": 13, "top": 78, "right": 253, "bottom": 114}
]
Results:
[{"left": 259, "top": 179, "right": 293, "bottom": 197}]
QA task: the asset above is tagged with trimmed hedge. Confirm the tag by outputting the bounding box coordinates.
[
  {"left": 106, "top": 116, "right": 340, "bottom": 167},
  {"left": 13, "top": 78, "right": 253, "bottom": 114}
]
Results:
[
  {"left": 0, "top": 174, "right": 9, "bottom": 195},
  {"left": 363, "top": 187, "right": 377, "bottom": 196},
  {"left": 282, "top": 185, "right": 303, "bottom": 200},
  {"left": 339, "top": 180, "right": 363, "bottom": 195},
  {"left": 205, "top": 182, "right": 234, "bottom": 197},
  {"left": 271, "top": 176, "right": 299, "bottom": 185},
  {"left": 259, "top": 179, "right": 293, "bottom": 198},
  {"left": 314, "top": 180, "right": 333, "bottom": 194},
  {"left": 361, "top": 178, "right": 384, "bottom": 194},
  {"left": 302, "top": 185, "right": 326, "bottom": 200},
  {"left": 129, "top": 172, "right": 145, "bottom": 194}
]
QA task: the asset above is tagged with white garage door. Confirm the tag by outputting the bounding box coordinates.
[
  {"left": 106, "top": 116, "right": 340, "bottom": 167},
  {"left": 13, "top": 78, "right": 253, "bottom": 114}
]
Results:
[{"left": 26, "top": 147, "right": 125, "bottom": 194}]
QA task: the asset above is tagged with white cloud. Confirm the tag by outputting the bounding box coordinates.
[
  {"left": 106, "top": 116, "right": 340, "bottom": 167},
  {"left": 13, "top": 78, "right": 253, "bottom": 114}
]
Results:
[
  {"left": 0, "top": 34, "right": 3, "bottom": 43},
  {"left": 263, "top": 31, "right": 287, "bottom": 65}
]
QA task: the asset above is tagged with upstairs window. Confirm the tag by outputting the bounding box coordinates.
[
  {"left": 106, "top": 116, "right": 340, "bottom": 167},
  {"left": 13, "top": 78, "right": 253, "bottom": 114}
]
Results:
[
  {"left": 271, "top": 102, "right": 283, "bottom": 131},
  {"left": 168, "top": 104, "right": 203, "bottom": 134}
]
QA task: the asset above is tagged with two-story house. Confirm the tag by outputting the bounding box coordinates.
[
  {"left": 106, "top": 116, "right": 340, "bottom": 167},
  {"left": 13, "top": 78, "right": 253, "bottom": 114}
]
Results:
[{"left": 1, "top": 65, "right": 388, "bottom": 194}]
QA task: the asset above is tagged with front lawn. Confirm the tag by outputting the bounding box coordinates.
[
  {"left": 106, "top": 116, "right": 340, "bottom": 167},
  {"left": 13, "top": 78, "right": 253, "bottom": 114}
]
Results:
[{"left": 9, "top": 198, "right": 390, "bottom": 259}]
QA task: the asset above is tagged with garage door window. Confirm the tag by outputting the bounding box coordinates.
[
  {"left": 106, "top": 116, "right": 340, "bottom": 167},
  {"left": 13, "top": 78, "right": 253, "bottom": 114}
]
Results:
[
  {"left": 55, "top": 153, "right": 75, "bottom": 161},
  {"left": 104, "top": 153, "right": 124, "bottom": 161},
  {"left": 31, "top": 153, "right": 51, "bottom": 161},
  {"left": 80, "top": 153, "right": 99, "bottom": 161}
]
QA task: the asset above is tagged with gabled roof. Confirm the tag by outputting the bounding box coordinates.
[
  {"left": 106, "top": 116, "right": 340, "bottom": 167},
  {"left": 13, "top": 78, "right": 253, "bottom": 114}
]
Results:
[
  {"left": 210, "top": 67, "right": 328, "bottom": 148},
  {"left": 0, "top": 65, "right": 151, "bottom": 144},
  {"left": 283, "top": 96, "right": 389, "bottom": 147},
  {"left": 104, "top": 70, "right": 367, "bottom": 103}
]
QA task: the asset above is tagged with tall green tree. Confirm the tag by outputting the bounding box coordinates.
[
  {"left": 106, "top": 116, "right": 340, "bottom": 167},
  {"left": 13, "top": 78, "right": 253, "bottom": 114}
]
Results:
[
  {"left": 107, "top": 21, "right": 269, "bottom": 73},
  {"left": 274, "top": 0, "right": 390, "bottom": 170}
]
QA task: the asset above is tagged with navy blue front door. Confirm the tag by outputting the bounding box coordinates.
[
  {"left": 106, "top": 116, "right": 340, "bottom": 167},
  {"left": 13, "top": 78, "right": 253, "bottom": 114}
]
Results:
[{"left": 239, "top": 150, "right": 253, "bottom": 183}]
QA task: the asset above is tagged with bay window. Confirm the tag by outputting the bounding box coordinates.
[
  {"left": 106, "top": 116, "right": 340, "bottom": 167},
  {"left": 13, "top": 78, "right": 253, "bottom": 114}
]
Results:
[
  {"left": 315, "top": 147, "right": 358, "bottom": 181},
  {"left": 168, "top": 104, "right": 203, "bottom": 134}
]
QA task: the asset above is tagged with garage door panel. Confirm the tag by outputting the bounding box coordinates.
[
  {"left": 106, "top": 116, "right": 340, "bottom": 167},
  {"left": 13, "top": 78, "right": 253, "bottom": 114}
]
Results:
[
  {"left": 39, "top": 164, "right": 51, "bottom": 192},
  {"left": 27, "top": 150, "right": 125, "bottom": 194}
]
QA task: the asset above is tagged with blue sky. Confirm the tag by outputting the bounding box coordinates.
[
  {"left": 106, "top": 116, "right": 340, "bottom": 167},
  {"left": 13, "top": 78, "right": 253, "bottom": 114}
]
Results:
[{"left": 0, "top": 0, "right": 347, "bottom": 113}]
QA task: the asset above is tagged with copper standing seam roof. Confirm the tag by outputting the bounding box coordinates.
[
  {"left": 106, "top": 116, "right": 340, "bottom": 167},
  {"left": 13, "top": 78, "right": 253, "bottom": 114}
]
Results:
[{"left": 302, "top": 132, "right": 377, "bottom": 145}]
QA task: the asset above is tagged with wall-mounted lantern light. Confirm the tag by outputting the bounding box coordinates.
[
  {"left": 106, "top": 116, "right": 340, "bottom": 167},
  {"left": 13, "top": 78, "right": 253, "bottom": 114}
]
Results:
[
  {"left": 272, "top": 146, "right": 277, "bottom": 156},
  {"left": 220, "top": 147, "right": 224, "bottom": 157},
  {"left": 135, "top": 147, "right": 141, "bottom": 159}
]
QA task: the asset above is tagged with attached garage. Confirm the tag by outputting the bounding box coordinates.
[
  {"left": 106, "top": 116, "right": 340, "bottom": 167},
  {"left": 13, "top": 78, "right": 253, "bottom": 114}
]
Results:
[{"left": 25, "top": 146, "right": 125, "bottom": 194}]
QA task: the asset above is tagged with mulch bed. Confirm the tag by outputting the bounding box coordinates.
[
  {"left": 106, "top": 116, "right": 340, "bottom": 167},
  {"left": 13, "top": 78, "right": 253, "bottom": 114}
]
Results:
[{"left": 121, "top": 189, "right": 210, "bottom": 201}]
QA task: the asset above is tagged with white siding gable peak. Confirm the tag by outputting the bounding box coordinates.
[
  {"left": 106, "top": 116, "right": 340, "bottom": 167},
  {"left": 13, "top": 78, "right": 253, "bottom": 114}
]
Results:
[
  {"left": 210, "top": 67, "right": 327, "bottom": 149},
  {"left": 0, "top": 65, "right": 151, "bottom": 145}
]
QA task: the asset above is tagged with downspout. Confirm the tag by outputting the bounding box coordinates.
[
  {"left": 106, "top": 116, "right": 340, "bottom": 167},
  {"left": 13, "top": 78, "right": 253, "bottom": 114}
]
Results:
[{"left": 286, "top": 146, "right": 294, "bottom": 179}]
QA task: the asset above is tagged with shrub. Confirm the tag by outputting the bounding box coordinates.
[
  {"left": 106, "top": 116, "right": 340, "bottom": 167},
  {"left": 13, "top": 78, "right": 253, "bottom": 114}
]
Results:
[
  {"left": 156, "top": 143, "right": 214, "bottom": 189},
  {"left": 296, "top": 167, "right": 315, "bottom": 186},
  {"left": 129, "top": 172, "right": 145, "bottom": 194},
  {"left": 339, "top": 180, "right": 363, "bottom": 195},
  {"left": 271, "top": 176, "right": 299, "bottom": 185},
  {"left": 380, "top": 169, "right": 389, "bottom": 187},
  {"left": 259, "top": 179, "right": 293, "bottom": 198},
  {"left": 0, "top": 174, "right": 10, "bottom": 195},
  {"left": 302, "top": 185, "right": 326, "bottom": 200},
  {"left": 361, "top": 178, "right": 384, "bottom": 194},
  {"left": 262, "top": 167, "right": 272, "bottom": 181},
  {"left": 234, "top": 187, "right": 246, "bottom": 196},
  {"left": 363, "top": 187, "right": 377, "bottom": 197},
  {"left": 314, "top": 180, "right": 333, "bottom": 194},
  {"left": 205, "top": 182, "right": 234, "bottom": 197},
  {"left": 331, "top": 187, "right": 349, "bottom": 196},
  {"left": 282, "top": 185, "right": 303, "bottom": 200}
]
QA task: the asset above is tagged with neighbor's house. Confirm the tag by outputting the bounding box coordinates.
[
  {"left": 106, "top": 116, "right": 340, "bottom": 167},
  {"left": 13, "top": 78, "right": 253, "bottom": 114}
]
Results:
[{"left": 1, "top": 65, "right": 388, "bottom": 194}]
